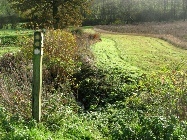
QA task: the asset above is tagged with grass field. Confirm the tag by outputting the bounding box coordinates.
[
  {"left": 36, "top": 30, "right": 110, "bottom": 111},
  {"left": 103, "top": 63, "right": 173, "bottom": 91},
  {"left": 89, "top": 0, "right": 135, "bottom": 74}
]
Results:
[
  {"left": 91, "top": 32, "right": 187, "bottom": 73},
  {"left": 0, "top": 29, "right": 33, "bottom": 37},
  {"left": 0, "top": 29, "right": 33, "bottom": 55},
  {"left": 96, "top": 21, "right": 187, "bottom": 49},
  {"left": 0, "top": 47, "right": 19, "bottom": 56}
]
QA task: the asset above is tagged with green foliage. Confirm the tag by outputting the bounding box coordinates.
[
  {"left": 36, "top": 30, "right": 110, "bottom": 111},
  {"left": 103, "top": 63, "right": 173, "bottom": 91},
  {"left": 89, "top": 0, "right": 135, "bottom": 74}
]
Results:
[
  {"left": 0, "top": 47, "right": 19, "bottom": 56},
  {"left": 0, "top": 29, "right": 33, "bottom": 47},
  {"left": 0, "top": 105, "right": 105, "bottom": 140},
  {"left": 0, "top": 35, "right": 18, "bottom": 45},
  {"left": 0, "top": 29, "right": 83, "bottom": 119},
  {"left": 44, "top": 30, "right": 80, "bottom": 82},
  {"left": 83, "top": 105, "right": 187, "bottom": 140},
  {"left": 137, "top": 70, "right": 187, "bottom": 120},
  {"left": 0, "top": 0, "right": 15, "bottom": 16},
  {"left": 0, "top": 35, "right": 31, "bottom": 46},
  {"left": 1, "top": 26, "right": 187, "bottom": 139},
  {"left": 0, "top": 0, "right": 18, "bottom": 29},
  {"left": 85, "top": 0, "right": 187, "bottom": 25},
  {"left": 74, "top": 30, "right": 187, "bottom": 110},
  {"left": 0, "top": 114, "right": 53, "bottom": 140},
  {"left": 43, "top": 105, "right": 105, "bottom": 140},
  {"left": 8, "top": 0, "right": 91, "bottom": 29},
  {"left": 74, "top": 66, "right": 142, "bottom": 110},
  {"left": 71, "top": 28, "right": 84, "bottom": 36},
  {"left": 20, "top": 29, "right": 81, "bottom": 86},
  {"left": 0, "top": 29, "right": 103, "bottom": 139}
]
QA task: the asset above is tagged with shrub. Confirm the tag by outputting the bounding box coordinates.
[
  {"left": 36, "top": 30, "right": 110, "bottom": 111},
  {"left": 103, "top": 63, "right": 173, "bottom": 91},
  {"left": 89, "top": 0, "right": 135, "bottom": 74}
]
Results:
[
  {"left": 137, "top": 71, "right": 187, "bottom": 120},
  {"left": 0, "top": 53, "right": 32, "bottom": 119},
  {"left": 84, "top": 105, "right": 187, "bottom": 140},
  {"left": 71, "top": 27, "right": 83, "bottom": 35},
  {"left": 74, "top": 66, "right": 143, "bottom": 110},
  {"left": 88, "top": 33, "right": 101, "bottom": 40},
  {"left": 0, "top": 29, "right": 91, "bottom": 118},
  {"left": 19, "top": 29, "right": 81, "bottom": 88},
  {"left": 44, "top": 30, "right": 80, "bottom": 83}
]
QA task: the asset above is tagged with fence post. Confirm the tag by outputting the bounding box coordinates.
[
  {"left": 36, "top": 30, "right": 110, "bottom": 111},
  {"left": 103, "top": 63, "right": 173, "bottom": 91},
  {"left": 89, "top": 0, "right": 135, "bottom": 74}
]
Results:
[{"left": 32, "top": 31, "right": 44, "bottom": 122}]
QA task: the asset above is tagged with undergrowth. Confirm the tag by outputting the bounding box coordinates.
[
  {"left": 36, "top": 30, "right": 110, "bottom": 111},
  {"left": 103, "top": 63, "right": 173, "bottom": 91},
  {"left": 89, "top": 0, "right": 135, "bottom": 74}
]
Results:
[{"left": 0, "top": 28, "right": 187, "bottom": 139}]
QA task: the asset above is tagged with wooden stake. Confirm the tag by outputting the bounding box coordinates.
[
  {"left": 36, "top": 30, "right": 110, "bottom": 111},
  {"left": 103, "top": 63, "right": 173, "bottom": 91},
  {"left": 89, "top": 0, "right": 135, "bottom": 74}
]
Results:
[{"left": 32, "top": 31, "right": 44, "bottom": 122}]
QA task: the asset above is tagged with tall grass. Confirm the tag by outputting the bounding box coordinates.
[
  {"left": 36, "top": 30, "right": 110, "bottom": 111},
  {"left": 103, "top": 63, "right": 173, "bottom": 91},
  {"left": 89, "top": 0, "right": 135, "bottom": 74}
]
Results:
[{"left": 96, "top": 21, "right": 187, "bottom": 49}]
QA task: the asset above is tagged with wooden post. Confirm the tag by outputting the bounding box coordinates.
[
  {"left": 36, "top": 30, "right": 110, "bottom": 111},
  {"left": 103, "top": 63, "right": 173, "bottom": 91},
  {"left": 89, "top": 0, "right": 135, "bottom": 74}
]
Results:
[{"left": 32, "top": 31, "right": 44, "bottom": 122}]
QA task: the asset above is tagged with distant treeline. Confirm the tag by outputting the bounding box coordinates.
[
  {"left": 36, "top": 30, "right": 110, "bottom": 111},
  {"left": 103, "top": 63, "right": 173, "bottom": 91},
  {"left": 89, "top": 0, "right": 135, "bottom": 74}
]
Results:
[
  {"left": 1, "top": 0, "right": 187, "bottom": 28},
  {"left": 84, "top": 0, "right": 187, "bottom": 25}
]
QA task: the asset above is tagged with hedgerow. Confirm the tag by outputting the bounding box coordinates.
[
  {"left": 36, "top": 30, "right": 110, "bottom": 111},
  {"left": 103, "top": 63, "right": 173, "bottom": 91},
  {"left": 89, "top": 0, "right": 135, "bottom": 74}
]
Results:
[{"left": 0, "top": 28, "right": 187, "bottom": 139}]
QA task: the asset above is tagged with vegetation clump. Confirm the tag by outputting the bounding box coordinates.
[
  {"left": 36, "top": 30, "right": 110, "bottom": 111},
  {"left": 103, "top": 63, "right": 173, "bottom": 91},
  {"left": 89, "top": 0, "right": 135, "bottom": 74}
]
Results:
[
  {"left": 1, "top": 0, "right": 187, "bottom": 139},
  {"left": 0, "top": 26, "right": 187, "bottom": 139}
]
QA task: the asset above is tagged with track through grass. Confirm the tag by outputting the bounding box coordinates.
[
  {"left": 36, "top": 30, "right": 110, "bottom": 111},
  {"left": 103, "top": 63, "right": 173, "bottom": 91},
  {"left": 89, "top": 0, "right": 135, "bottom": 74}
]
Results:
[{"left": 91, "top": 32, "right": 187, "bottom": 73}]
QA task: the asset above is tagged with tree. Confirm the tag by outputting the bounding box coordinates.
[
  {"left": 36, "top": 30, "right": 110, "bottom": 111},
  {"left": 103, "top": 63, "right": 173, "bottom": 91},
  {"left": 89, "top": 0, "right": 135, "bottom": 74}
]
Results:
[
  {"left": 0, "top": 0, "right": 14, "bottom": 16},
  {"left": 8, "top": 0, "right": 92, "bottom": 29},
  {"left": 0, "top": 0, "right": 19, "bottom": 29},
  {"left": 183, "top": 0, "right": 187, "bottom": 21}
]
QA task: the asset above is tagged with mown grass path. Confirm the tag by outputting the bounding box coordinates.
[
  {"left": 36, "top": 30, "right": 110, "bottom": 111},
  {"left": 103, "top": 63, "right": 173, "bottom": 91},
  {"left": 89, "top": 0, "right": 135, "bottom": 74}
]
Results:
[{"left": 91, "top": 29, "right": 187, "bottom": 73}]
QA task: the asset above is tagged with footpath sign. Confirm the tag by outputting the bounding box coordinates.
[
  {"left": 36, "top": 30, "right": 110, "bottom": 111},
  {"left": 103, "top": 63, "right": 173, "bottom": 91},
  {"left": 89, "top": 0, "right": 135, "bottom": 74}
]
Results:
[{"left": 32, "top": 31, "right": 44, "bottom": 122}]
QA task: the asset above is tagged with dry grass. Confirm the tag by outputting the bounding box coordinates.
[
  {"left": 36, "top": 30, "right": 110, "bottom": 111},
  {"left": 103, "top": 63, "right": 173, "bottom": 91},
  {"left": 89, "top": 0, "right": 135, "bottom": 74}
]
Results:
[{"left": 96, "top": 21, "right": 187, "bottom": 49}]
